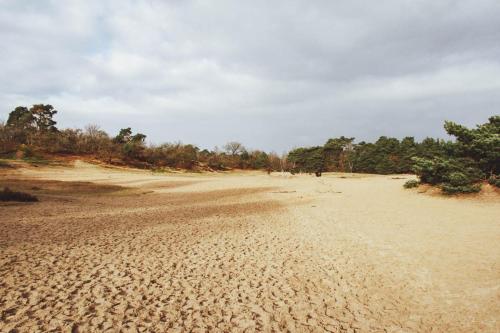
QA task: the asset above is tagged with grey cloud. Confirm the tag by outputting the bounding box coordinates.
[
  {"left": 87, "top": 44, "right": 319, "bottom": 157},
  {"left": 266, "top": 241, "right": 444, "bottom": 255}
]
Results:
[{"left": 0, "top": 0, "right": 499, "bottom": 151}]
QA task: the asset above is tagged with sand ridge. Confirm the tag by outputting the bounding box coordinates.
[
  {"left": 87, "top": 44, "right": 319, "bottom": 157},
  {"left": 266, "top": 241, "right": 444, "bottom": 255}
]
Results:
[{"left": 1, "top": 161, "right": 499, "bottom": 332}]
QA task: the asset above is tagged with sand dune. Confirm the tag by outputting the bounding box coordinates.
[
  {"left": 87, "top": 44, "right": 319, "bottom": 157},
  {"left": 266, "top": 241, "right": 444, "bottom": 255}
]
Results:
[{"left": 1, "top": 161, "right": 499, "bottom": 332}]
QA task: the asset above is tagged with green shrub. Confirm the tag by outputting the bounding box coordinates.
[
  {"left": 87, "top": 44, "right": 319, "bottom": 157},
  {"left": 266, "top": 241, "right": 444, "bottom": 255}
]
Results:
[
  {"left": 412, "top": 157, "right": 483, "bottom": 185},
  {"left": 488, "top": 176, "right": 500, "bottom": 188},
  {"left": 0, "top": 187, "right": 38, "bottom": 202},
  {"left": 403, "top": 179, "right": 419, "bottom": 189},
  {"left": 412, "top": 156, "right": 485, "bottom": 194},
  {"left": 445, "top": 172, "right": 474, "bottom": 187},
  {"left": 441, "top": 183, "right": 482, "bottom": 195}
]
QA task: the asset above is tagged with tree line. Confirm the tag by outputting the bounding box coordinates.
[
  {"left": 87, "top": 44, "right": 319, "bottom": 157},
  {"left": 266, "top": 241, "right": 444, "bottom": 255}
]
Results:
[
  {"left": 287, "top": 116, "right": 499, "bottom": 193},
  {"left": 288, "top": 135, "right": 448, "bottom": 175},
  {"left": 0, "top": 104, "right": 498, "bottom": 193},
  {"left": 0, "top": 104, "right": 283, "bottom": 171}
]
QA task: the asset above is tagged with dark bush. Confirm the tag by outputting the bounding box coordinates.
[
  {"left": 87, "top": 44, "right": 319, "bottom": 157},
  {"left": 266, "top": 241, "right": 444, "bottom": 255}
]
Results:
[
  {"left": 412, "top": 157, "right": 482, "bottom": 185},
  {"left": 441, "top": 183, "right": 482, "bottom": 195},
  {"left": 0, "top": 160, "right": 14, "bottom": 168},
  {"left": 445, "top": 172, "right": 476, "bottom": 187},
  {"left": 0, "top": 187, "right": 38, "bottom": 202},
  {"left": 403, "top": 179, "right": 419, "bottom": 189},
  {"left": 488, "top": 176, "right": 500, "bottom": 188},
  {"left": 412, "top": 156, "right": 484, "bottom": 194}
]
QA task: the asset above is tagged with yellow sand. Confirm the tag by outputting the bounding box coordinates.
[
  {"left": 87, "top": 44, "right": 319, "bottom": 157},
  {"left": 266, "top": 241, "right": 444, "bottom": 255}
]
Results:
[{"left": 1, "top": 161, "right": 499, "bottom": 332}]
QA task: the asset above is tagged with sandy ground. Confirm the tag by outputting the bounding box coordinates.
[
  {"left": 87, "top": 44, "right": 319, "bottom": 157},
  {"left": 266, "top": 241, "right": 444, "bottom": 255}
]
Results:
[{"left": 1, "top": 161, "right": 499, "bottom": 332}]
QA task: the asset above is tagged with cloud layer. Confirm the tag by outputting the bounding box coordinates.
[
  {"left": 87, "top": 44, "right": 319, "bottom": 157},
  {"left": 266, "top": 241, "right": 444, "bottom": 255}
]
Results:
[{"left": 1, "top": 0, "right": 499, "bottom": 151}]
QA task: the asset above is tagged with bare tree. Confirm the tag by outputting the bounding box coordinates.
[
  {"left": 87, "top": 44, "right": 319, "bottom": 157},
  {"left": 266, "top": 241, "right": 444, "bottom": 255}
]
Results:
[
  {"left": 343, "top": 142, "right": 355, "bottom": 173},
  {"left": 223, "top": 141, "right": 245, "bottom": 156},
  {"left": 83, "top": 124, "right": 110, "bottom": 154},
  {"left": 84, "top": 124, "right": 101, "bottom": 137}
]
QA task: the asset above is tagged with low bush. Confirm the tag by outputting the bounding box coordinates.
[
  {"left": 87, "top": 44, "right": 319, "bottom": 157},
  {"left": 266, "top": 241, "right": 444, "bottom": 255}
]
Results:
[
  {"left": 441, "top": 183, "right": 482, "bottom": 195},
  {"left": 412, "top": 156, "right": 486, "bottom": 194},
  {"left": 0, "top": 187, "right": 39, "bottom": 202},
  {"left": 403, "top": 179, "right": 419, "bottom": 189},
  {"left": 445, "top": 171, "right": 477, "bottom": 187},
  {"left": 488, "top": 176, "right": 500, "bottom": 188}
]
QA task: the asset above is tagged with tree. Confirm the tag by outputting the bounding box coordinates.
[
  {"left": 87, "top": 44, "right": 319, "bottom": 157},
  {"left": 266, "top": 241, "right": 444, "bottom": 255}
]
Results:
[
  {"left": 372, "top": 136, "right": 400, "bottom": 174},
  {"left": 411, "top": 116, "right": 498, "bottom": 194},
  {"left": 6, "top": 107, "right": 34, "bottom": 131},
  {"left": 224, "top": 141, "right": 245, "bottom": 156},
  {"left": 82, "top": 124, "right": 111, "bottom": 154},
  {"left": 249, "top": 151, "right": 269, "bottom": 169},
  {"left": 288, "top": 146, "right": 325, "bottom": 174},
  {"left": 29, "top": 104, "right": 58, "bottom": 132},
  {"left": 113, "top": 127, "right": 133, "bottom": 144},
  {"left": 6, "top": 105, "right": 58, "bottom": 146},
  {"left": 323, "top": 136, "right": 355, "bottom": 172},
  {"left": 0, "top": 120, "right": 13, "bottom": 153},
  {"left": 5, "top": 107, "right": 34, "bottom": 145},
  {"left": 131, "top": 133, "right": 147, "bottom": 143},
  {"left": 268, "top": 152, "right": 285, "bottom": 172},
  {"left": 343, "top": 141, "right": 355, "bottom": 173},
  {"left": 398, "top": 137, "right": 418, "bottom": 173},
  {"left": 444, "top": 116, "right": 500, "bottom": 176}
]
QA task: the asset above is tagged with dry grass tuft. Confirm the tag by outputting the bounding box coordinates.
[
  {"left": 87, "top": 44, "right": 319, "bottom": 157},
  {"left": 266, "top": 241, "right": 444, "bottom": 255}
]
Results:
[{"left": 0, "top": 187, "right": 38, "bottom": 202}]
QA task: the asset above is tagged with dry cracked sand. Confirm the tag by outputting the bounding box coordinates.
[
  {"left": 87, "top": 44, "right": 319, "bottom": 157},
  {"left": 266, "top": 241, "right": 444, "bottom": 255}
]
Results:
[{"left": 1, "top": 161, "right": 499, "bottom": 332}]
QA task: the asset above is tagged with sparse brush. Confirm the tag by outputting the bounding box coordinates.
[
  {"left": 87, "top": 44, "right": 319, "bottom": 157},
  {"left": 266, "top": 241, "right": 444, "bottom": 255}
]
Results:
[
  {"left": 403, "top": 179, "right": 419, "bottom": 189},
  {"left": 0, "top": 187, "right": 38, "bottom": 202}
]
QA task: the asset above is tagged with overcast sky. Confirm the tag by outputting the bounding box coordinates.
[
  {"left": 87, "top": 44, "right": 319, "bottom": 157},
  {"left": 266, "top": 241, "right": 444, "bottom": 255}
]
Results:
[{"left": 0, "top": 0, "right": 499, "bottom": 151}]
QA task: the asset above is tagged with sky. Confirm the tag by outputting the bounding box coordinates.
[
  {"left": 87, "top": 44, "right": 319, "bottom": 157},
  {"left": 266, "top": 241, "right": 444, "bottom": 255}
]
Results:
[{"left": 0, "top": 0, "right": 499, "bottom": 152}]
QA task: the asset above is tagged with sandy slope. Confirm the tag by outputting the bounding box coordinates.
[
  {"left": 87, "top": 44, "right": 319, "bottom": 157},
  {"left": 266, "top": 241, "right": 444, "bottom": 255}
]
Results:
[{"left": 1, "top": 161, "right": 499, "bottom": 332}]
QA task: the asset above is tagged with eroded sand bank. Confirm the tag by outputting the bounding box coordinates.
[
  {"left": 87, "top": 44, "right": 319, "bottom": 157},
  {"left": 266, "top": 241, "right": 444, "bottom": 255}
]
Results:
[{"left": 1, "top": 161, "right": 499, "bottom": 332}]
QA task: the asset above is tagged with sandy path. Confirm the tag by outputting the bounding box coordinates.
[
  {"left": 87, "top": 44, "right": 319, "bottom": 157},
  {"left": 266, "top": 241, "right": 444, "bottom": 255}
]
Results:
[{"left": 1, "top": 161, "right": 499, "bottom": 332}]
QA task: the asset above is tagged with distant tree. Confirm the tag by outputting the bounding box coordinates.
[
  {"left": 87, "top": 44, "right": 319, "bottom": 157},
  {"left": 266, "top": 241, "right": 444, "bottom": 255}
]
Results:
[
  {"left": 343, "top": 141, "right": 356, "bottom": 173},
  {"left": 249, "top": 151, "right": 270, "bottom": 169},
  {"left": 111, "top": 128, "right": 147, "bottom": 160},
  {"left": 323, "top": 136, "right": 355, "bottom": 172},
  {"left": 417, "top": 137, "right": 448, "bottom": 159},
  {"left": 113, "top": 127, "right": 133, "bottom": 144},
  {"left": 411, "top": 116, "right": 499, "bottom": 194},
  {"left": 268, "top": 152, "right": 285, "bottom": 172},
  {"left": 224, "top": 141, "right": 245, "bottom": 156},
  {"left": 288, "top": 146, "right": 325, "bottom": 174},
  {"left": 82, "top": 124, "right": 111, "bottom": 154},
  {"left": 398, "top": 137, "right": 418, "bottom": 173},
  {"left": 0, "top": 120, "right": 13, "bottom": 153},
  {"left": 131, "top": 133, "right": 147, "bottom": 143},
  {"left": 444, "top": 116, "right": 500, "bottom": 176},
  {"left": 6, "top": 107, "right": 34, "bottom": 145},
  {"left": 84, "top": 124, "right": 103, "bottom": 138},
  {"left": 351, "top": 142, "right": 376, "bottom": 173},
  {"left": 6, "top": 105, "right": 58, "bottom": 146},
  {"left": 29, "top": 104, "right": 58, "bottom": 132},
  {"left": 6, "top": 106, "right": 34, "bottom": 131},
  {"left": 55, "top": 128, "right": 83, "bottom": 154},
  {"left": 373, "top": 136, "right": 400, "bottom": 174}
]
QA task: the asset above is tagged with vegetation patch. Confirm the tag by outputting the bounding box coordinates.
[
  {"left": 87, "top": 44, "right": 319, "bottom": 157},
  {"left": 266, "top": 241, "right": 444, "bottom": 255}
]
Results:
[
  {"left": 0, "top": 104, "right": 498, "bottom": 195},
  {"left": 403, "top": 179, "right": 419, "bottom": 189},
  {"left": 0, "top": 159, "right": 14, "bottom": 168},
  {"left": 410, "top": 116, "right": 498, "bottom": 194},
  {"left": 0, "top": 187, "right": 38, "bottom": 202},
  {"left": 488, "top": 176, "right": 500, "bottom": 188},
  {"left": 440, "top": 183, "right": 482, "bottom": 195}
]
